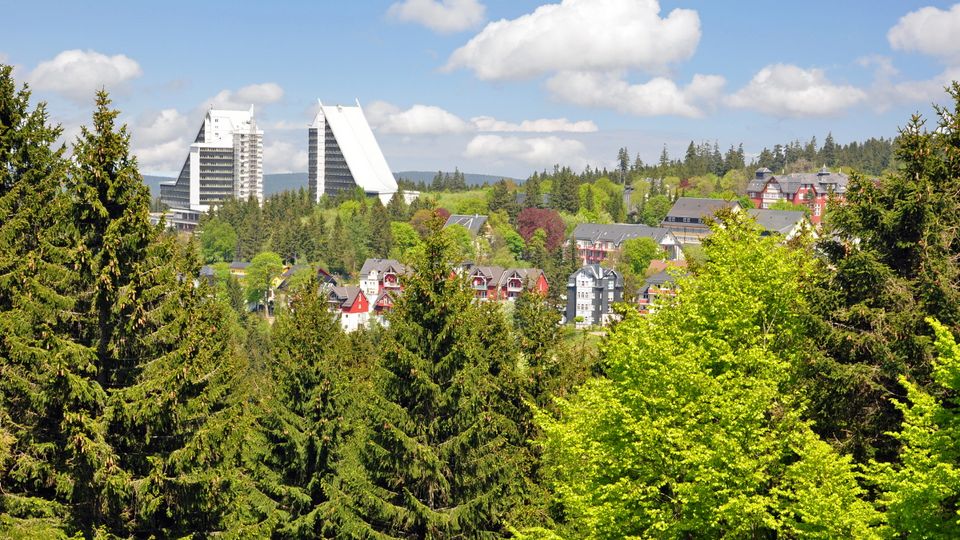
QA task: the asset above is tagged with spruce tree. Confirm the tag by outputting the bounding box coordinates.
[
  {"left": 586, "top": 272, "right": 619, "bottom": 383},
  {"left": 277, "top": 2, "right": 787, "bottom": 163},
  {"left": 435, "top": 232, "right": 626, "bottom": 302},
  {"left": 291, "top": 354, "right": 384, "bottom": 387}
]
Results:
[
  {"left": 0, "top": 64, "right": 79, "bottom": 536},
  {"left": 387, "top": 190, "right": 408, "bottom": 222},
  {"left": 259, "top": 277, "right": 354, "bottom": 538},
  {"left": 369, "top": 198, "right": 393, "bottom": 258},
  {"left": 810, "top": 85, "right": 960, "bottom": 461},
  {"left": 331, "top": 216, "right": 529, "bottom": 537}
]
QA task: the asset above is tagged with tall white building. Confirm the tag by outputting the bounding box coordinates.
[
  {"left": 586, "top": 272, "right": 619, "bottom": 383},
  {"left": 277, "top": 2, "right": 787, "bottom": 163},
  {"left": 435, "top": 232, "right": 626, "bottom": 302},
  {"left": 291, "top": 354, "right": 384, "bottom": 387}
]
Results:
[
  {"left": 160, "top": 106, "right": 264, "bottom": 213},
  {"left": 308, "top": 100, "right": 398, "bottom": 204}
]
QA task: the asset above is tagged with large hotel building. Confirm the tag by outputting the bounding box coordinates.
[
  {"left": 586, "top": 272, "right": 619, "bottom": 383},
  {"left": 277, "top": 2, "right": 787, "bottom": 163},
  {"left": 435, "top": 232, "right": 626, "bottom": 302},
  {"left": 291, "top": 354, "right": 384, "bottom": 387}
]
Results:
[
  {"left": 159, "top": 107, "right": 264, "bottom": 221},
  {"left": 308, "top": 101, "right": 397, "bottom": 204}
]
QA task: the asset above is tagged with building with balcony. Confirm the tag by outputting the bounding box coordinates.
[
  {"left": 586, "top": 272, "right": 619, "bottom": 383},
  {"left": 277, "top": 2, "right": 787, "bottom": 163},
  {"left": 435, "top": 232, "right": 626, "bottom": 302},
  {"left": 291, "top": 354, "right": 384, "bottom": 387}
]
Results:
[
  {"left": 636, "top": 269, "right": 685, "bottom": 315},
  {"left": 746, "top": 167, "right": 849, "bottom": 224},
  {"left": 159, "top": 107, "right": 263, "bottom": 214},
  {"left": 572, "top": 223, "right": 683, "bottom": 264},
  {"left": 308, "top": 101, "right": 398, "bottom": 204},
  {"left": 465, "top": 265, "right": 548, "bottom": 301},
  {"left": 359, "top": 258, "right": 407, "bottom": 300},
  {"left": 566, "top": 264, "right": 624, "bottom": 328}
]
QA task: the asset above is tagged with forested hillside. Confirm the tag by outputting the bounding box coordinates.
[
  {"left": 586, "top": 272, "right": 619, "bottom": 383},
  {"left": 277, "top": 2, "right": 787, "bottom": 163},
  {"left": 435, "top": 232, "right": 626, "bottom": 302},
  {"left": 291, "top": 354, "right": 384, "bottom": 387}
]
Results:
[{"left": 4, "top": 63, "right": 960, "bottom": 538}]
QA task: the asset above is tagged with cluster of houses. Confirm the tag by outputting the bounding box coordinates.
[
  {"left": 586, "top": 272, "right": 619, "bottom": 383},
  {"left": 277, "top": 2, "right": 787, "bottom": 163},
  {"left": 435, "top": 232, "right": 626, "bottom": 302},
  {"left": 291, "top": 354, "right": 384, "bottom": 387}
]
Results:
[{"left": 202, "top": 168, "right": 846, "bottom": 332}]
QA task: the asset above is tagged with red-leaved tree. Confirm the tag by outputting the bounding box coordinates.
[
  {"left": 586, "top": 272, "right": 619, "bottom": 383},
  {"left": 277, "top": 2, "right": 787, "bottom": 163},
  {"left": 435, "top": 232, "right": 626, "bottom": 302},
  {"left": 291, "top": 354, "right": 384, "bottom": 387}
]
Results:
[{"left": 517, "top": 207, "right": 565, "bottom": 251}]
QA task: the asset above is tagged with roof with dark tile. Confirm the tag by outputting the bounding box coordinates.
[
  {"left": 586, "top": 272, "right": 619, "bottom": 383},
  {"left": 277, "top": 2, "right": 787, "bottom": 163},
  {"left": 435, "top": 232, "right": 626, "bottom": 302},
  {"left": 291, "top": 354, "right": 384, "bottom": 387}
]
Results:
[
  {"left": 665, "top": 198, "right": 741, "bottom": 220},
  {"left": 444, "top": 214, "right": 489, "bottom": 236},
  {"left": 747, "top": 209, "right": 807, "bottom": 235},
  {"left": 572, "top": 223, "right": 673, "bottom": 245}
]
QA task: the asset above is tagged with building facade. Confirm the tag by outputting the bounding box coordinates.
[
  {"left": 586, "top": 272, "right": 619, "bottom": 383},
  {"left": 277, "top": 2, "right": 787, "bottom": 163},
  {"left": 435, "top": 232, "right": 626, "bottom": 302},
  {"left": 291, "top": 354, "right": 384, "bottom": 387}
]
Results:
[
  {"left": 661, "top": 198, "right": 741, "bottom": 244},
  {"left": 160, "top": 107, "right": 263, "bottom": 213},
  {"left": 746, "top": 167, "right": 849, "bottom": 224},
  {"left": 308, "top": 101, "right": 398, "bottom": 204},
  {"left": 636, "top": 270, "right": 682, "bottom": 315},
  {"left": 566, "top": 264, "right": 624, "bottom": 328},
  {"left": 465, "top": 266, "right": 549, "bottom": 301},
  {"left": 327, "top": 286, "right": 369, "bottom": 332},
  {"left": 572, "top": 223, "right": 684, "bottom": 264}
]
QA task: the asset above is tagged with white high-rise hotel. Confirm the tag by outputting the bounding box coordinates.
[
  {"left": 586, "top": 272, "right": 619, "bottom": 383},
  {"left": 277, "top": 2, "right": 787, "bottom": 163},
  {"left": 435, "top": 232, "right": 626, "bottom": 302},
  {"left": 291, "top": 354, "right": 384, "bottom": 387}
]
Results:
[
  {"left": 308, "top": 101, "right": 397, "bottom": 204},
  {"left": 160, "top": 107, "right": 263, "bottom": 212}
]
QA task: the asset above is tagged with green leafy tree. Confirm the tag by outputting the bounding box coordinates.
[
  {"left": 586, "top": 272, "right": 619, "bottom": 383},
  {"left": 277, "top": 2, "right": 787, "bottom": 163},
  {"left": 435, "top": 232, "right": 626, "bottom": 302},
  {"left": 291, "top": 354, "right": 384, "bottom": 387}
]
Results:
[
  {"left": 246, "top": 251, "right": 283, "bottom": 313},
  {"left": 873, "top": 319, "right": 960, "bottom": 538},
  {"left": 389, "top": 221, "right": 422, "bottom": 261},
  {"left": 638, "top": 194, "right": 672, "bottom": 227},
  {"left": 200, "top": 218, "right": 238, "bottom": 262},
  {"left": 620, "top": 237, "right": 664, "bottom": 276},
  {"left": 537, "top": 213, "right": 881, "bottom": 538},
  {"left": 444, "top": 223, "right": 475, "bottom": 261},
  {"left": 330, "top": 216, "right": 530, "bottom": 537}
]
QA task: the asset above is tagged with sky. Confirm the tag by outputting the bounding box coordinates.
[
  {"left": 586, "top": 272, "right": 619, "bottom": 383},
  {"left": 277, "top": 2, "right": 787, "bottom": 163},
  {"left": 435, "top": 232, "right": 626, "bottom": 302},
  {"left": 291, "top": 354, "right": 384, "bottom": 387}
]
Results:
[{"left": 3, "top": 0, "right": 960, "bottom": 179}]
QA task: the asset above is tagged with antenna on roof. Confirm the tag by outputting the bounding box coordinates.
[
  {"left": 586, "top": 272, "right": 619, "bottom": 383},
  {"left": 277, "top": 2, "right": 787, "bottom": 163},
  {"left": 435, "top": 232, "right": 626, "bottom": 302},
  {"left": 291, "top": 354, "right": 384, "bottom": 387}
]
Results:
[{"left": 355, "top": 98, "right": 362, "bottom": 109}]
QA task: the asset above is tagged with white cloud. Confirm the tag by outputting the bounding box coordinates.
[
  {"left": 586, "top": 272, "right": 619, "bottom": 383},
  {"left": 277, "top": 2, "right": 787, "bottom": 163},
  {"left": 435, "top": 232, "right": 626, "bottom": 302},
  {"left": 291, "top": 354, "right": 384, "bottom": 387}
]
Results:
[
  {"left": 263, "top": 140, "right": 308, "bottom": 174},
  {"left": 445, "top": 0, "right": 700, "bottom": 80},
  {"left": 388, "top": 0, "right": 485, "bottom": 33},
  {"left": 28, "top": 49, "right": 142, "bottom": 102},
  {"left": 726, "top": 64, "right": 866, "bottom": 117},
  {"left": 471, "top": 115, "right": 597, "bottom": 132},
  {"left": 366, "top": 100, "right": 473, "bottom": 134},
  {"left": 133, "top": 138, "right": 187, "bottom": 172},
  {"left": 133, "top": 109, "right": 190, "bottom": 146},
  {"left": 203, "top": 82, "right": 284, "bottom": 110},
  {"left": 546, "top": 71, "right": 724, "bottom": 118},
  {"left": 888, "top": 4, "right": 960, "bottom": 61},
  {"left": 129, "top": 109, "right": 192, "bottom": 173},
  {"left": 464, "top": 134, "right": 586, "bottom": 168}
]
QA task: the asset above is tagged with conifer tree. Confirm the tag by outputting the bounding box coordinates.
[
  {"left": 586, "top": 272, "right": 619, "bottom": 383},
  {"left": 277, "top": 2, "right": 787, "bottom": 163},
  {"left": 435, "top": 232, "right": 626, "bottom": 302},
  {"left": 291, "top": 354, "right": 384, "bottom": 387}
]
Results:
[
  {"left": 0, "top": 64, "right": 78, "bottom": 536},
  {"left": 331, "top": 216, "right": 529, "bottom": 537},
  {"left": 369, "top": 197, "right": 393, "bottom": 258},
  {"left": 811, "top": 84, "right": 960, "bottom": 461},
  {"left": 258, "top": 277, "right": 354, "bottom": 538},
  {"left": 524, "top": 174, "right": 542, "bottom": 209},
  {"left": 387, "top": 189, "right": 408, "bottom": 222}
]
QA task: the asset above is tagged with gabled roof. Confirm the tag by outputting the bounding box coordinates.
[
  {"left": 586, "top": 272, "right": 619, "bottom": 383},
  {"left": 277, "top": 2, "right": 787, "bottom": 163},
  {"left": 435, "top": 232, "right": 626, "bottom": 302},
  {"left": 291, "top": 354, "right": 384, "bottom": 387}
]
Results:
[
  {"left": 470, "top": 265, "right": 545, "bottom": 289},
  {"left": 665, "top": 198, "right": 740, "bottom": 220},
  {"left": 568, "top": 264, "right": 623, "bottom": 286},
  {"left": 573, "top": 223, "right": 673, "bottom": 245},
  {"left": 359, "top": 258, "right": 407, "bottom": 276},
  {"left": 470, "top": 265, "right": 506, "bottom": 285},
  {"left": 747, "top": 209, "right": 807, "bottom": 235},
  {"left": 444, "top": 214, "right": 488, "bottom": 236},
  {"left": 747, "top": 168, "right": 850, "bottom": 196},
  {"left": 375, "top": 290, "right": 397, "bottom": 307},
  {"left": 644, "top": 270, "right": 677, "bottom": 287},
  {"left": 329, "top": 286, "right": 363, "bottom": 309}
]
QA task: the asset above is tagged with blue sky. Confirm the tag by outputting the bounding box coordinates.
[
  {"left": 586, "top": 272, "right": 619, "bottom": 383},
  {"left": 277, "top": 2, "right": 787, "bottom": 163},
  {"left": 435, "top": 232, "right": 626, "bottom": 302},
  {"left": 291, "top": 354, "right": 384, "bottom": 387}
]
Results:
[{"left": 2, "top": 0, "right": 959, "bottom": 179}]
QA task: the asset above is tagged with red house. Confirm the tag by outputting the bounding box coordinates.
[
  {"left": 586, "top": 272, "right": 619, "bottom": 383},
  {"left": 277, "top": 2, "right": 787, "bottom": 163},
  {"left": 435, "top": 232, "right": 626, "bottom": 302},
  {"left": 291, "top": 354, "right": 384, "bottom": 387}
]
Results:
[
  {"left": 465, "top": 266, "right": 549, "bottom": 301},
  {"left": 746, "top": 167, "right": 849, "bottom": 225},
  {"left": 327, "top": 286, "right": 369, "bottom": 332}
]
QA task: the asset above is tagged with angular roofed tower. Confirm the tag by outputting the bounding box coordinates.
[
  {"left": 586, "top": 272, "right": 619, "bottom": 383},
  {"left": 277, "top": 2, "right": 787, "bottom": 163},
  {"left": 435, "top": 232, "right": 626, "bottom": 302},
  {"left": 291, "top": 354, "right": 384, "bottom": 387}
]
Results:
[
  {"left": 308, "top": 100, "right": 398, "bottom": 204},
  {"left": 159, "top": 106, "right": 263, "bottom": 212}
]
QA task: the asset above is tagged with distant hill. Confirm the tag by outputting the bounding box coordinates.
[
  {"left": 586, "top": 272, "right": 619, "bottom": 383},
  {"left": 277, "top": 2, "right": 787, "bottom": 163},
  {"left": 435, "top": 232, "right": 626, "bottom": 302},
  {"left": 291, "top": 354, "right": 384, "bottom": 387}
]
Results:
[
  {"left": 142, "top": 170, "right": 518, "bottom": 199},
  {"left": 141, "top": 173, "right": 309, "bottom": 199},
  {"left": 394, "top": 171, "right": 520, "bottom": 186}
]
